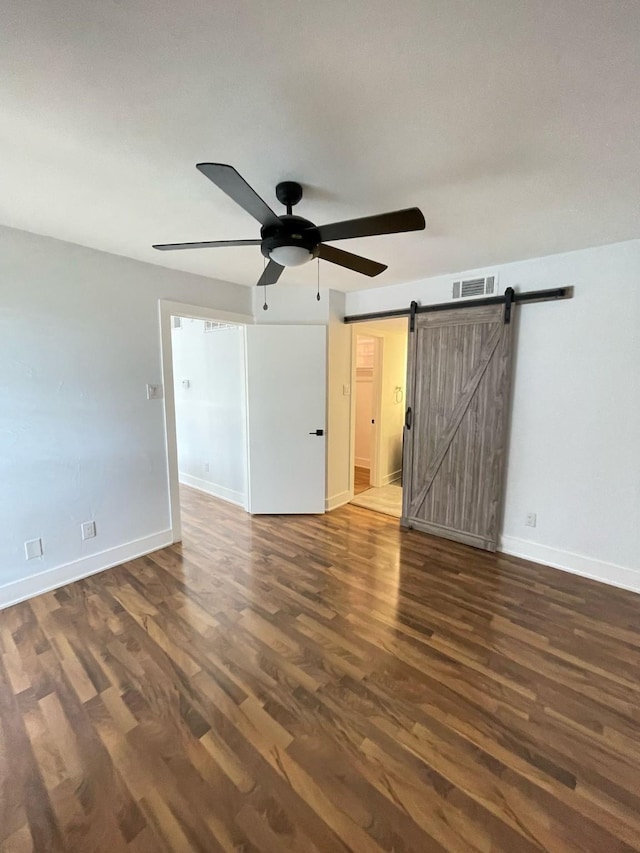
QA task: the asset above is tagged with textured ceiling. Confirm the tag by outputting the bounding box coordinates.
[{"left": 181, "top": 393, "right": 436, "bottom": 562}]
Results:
[{"left": 2, "top": 0, "right": 640, "bottom": 291}]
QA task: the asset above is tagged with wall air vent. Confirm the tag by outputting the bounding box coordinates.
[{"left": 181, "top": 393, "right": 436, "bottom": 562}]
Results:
[
  {"left": 171, "top": 316, "right": 182, "bottom": 329},
  {"left": 452, "top": 275, "right": 497, "bottom": 299},
  {"left": 204, "top": 320, "right": 233, "bottom": 332}
]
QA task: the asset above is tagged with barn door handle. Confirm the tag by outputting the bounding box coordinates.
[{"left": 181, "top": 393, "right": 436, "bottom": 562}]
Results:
[
  {"left": 405, "top": 407, "right": 412, "bottom": 429},
  {"left": 309, "top": 429, "right": 324, "bottom": 436}
]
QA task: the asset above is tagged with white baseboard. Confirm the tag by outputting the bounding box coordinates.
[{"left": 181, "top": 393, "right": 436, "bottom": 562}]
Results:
[
  {"left": 179, "top": 473, "right": 246, "bottom": 508},
  {"left": 0, "top": 530, "right": 173, "bottom": 610},
  {"left": 354, "top": 458, "right": 370, "bottom": 469},
  {"left": 382, "top": 469, "right": 402, "bottom": 486},
  {"left": 326, "top": 490, "right": 353, "bottom": 511},
  {"left": 499, "top": 535, "right": 640, "bottom": 594}
]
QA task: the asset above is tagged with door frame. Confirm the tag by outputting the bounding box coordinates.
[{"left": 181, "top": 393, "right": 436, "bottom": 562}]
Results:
[
  {"left": 158, "top": 299, "right": 253, "bottom": 543},
  {"left": 350, "top": 331, "right": 384, "bottom": 491}
]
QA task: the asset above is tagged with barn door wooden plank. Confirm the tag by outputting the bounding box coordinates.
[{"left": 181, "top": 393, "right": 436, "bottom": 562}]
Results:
[
  {"left": 401, "top": 304, "right": 514, "bottom": 551},
  {"left": 408, "top": 321, "right": 503, "bottom": 517}
]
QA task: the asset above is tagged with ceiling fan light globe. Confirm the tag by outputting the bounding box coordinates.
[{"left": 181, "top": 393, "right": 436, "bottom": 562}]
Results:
[{"left": 269, "top": 245, "right": 313, "bottom": 267}]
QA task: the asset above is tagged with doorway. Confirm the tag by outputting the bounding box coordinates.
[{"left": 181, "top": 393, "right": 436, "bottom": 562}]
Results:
[
  {"left": 353, "top": 334, "right": 378, "bottom": 495},
  {"left": 170, "top": 315, "right": 248, "bottom": 509},
  {"left": 159, "top": 301, "right": 328, "bottom": 541},
  {"left": 349, "top": 320, "right": 408, "bottom": 519}
]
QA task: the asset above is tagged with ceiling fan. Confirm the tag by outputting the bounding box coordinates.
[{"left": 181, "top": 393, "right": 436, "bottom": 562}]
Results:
[{"left": 153, "top": 163, "right": 426, "bottom": 287}]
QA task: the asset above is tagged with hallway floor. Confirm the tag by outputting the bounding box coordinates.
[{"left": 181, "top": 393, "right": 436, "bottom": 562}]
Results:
[{"left": 350, "top": 482, "right": 403, "bottom": 518}]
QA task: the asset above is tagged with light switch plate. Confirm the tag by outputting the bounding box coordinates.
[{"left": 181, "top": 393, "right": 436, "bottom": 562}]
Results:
[
  {"left": 146, "top": 384, "right": 163, "bottom": 400},
  {"left": 25, "top": 538, "right": 43, "bottom": 560}
]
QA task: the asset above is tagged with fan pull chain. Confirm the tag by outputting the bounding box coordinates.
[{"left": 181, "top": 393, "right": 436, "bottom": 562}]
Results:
[
  {"left": 316, "top": 257, "right": 321, "bottom": 302},
  {"left": 262, "top": 257, "right": 268, "bottom": 311}
]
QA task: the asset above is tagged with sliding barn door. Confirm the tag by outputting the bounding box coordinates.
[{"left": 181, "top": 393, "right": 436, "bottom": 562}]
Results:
[{"left": 401, "top": 304, "right": 514, "bottom": 550}]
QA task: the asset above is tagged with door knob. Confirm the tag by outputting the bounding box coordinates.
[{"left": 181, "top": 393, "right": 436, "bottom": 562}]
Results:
[{"left": 309, "top": 429, "right": 324, "bottom": 436}]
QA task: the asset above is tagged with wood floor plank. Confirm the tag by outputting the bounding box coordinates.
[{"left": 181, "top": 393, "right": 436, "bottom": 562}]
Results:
[{"left": 1, "top": 485, "right": 640, "bottom": 851}]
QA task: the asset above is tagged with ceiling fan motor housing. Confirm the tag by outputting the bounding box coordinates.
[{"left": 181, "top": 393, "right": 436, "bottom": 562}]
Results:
[{"left": 260, "top": 215, "right": 321, "bottom": 264}]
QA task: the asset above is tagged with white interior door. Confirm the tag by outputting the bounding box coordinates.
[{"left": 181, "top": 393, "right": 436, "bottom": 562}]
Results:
[{"left": 245, "top": 325, "right": 326, "bottom": 514}]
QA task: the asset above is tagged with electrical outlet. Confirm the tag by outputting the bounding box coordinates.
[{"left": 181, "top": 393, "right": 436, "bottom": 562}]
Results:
[
  {"left": 525, "top": 512, "right": 537, "bottom": 528},
  {"left": 204, "top": 463, "right": 210, "bottom": 473},
  {"left": 25, "top": 538, "right": 43, "bottom": 560},
  {"left": 146, "top": 384, "right": 163, "bottom": 400},
  {"left": 342, "top": 384, "right": 351, "bottom": 396},
  {"left": 81, "top": 521, "right": 97, "bottom": 540}
]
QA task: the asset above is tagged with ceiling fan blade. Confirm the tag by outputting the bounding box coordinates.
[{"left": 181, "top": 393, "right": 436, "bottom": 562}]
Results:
[
  {"left": 196, "top": 163, "right": 282, "bottom": 228},
  {"left": 314, "top": 207, "right": 425, "bottom": 243},
  {"left": 318, "top": 244, "right": 387, "bottom": 277},
  {"left": 256, "top": 259, "right": 284, "bottom": 287},
  {"left": 153, "top": 239, "right": 261, "bottom": 251}
]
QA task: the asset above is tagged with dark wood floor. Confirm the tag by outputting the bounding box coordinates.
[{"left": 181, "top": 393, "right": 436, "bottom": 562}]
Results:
[
  {"left": 354, "top": 466, "right": 370, "bottom": 495},
  {"left": 2, "top": 489, "right": 640, "bottom": 852}
]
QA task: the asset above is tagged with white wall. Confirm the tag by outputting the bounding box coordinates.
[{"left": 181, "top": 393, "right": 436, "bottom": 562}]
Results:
[
  {"left": 252, "top": 283, "right": 331, "bottom": 324},
  {"left": 345, "top": 239, "right": 640, "bottom": 592},
  {"left": 171, "top": 319, "right": 247, "bottom": 507},
  {"left": 0, "top": 225, "right": 251, "bottom": 607}
]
